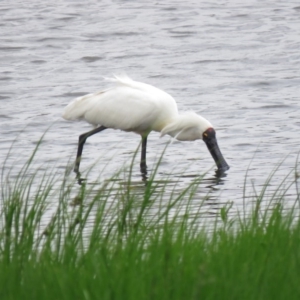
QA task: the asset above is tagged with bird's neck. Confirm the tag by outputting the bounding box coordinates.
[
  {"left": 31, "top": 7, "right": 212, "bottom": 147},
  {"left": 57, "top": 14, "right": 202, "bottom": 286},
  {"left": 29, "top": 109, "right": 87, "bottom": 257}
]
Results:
[{"left": 160, "top": 113, "right": 212, "bottom": 141}]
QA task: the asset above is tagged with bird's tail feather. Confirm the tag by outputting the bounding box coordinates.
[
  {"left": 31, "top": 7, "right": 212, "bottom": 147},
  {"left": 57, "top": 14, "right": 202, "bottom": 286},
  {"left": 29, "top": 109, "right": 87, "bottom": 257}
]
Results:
[{"left": 62, "top": 93, "right": 95, "bottom": 120}]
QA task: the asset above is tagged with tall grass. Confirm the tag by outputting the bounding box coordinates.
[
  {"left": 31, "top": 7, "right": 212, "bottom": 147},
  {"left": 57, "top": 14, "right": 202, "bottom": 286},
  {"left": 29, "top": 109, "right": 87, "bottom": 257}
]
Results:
[{"left": 0, "top": 144, "right": 300, "bottom": 300}]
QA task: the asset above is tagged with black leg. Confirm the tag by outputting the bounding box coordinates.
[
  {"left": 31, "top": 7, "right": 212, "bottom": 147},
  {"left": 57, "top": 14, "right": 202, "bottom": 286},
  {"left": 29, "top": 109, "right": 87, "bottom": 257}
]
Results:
[
  {"left": 140, "top": 136, "right": 148, "bottom": 174},
  {"left": 74, "top": 125, "right": 107, "bottom": 173}
]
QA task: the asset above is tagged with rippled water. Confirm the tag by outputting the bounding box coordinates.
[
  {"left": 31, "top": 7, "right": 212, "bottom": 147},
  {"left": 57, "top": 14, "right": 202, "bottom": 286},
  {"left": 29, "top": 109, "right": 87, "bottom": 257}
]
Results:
[{"left": 1, "top": 1, "right": 300, "bottom": 214}]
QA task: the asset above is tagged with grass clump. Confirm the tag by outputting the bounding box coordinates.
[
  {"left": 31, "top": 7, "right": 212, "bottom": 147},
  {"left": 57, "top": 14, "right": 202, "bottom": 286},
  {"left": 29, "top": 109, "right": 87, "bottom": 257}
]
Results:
[{"left": 0, "top": 146, "right": 300, "bottom": 300}]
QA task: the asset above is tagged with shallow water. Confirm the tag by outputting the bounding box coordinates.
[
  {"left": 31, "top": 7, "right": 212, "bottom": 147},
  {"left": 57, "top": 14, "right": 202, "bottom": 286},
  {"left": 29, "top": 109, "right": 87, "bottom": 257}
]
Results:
[{"left": 1, "top": 0, "right": 300, "bottom": 214}]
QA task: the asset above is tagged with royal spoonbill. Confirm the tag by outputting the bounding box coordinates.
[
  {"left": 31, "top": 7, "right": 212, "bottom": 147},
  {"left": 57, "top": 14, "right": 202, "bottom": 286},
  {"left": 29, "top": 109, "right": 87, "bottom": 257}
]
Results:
[{"left": 63, "top": 75, "right": 229, "bottom": 175}]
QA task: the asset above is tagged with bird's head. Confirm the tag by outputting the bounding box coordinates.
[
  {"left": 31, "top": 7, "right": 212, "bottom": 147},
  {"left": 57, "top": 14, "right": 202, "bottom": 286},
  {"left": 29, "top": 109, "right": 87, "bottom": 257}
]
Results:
[
  {"left": 188, "top": 114, "right": 229, "bottom": 173},
  {"left": 160, "top": 112, "right": 230, "bottom": 173}
]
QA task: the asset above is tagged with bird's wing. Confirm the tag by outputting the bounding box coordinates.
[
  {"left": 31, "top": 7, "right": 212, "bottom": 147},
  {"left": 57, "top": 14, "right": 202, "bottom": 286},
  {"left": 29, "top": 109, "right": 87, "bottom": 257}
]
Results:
[{"left": 63, "top": 85, "right": 163, "bottom": 134}]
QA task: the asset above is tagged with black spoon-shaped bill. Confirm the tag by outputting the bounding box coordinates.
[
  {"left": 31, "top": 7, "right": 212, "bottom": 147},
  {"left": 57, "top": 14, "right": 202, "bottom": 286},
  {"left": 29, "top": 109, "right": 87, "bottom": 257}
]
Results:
[{"left": 203, "top": 128, "right": 230, "bottom": 172}]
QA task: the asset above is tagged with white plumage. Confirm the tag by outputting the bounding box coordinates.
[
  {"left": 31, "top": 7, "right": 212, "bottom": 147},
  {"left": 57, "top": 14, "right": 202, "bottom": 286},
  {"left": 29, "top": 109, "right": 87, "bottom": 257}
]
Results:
[{"left": 63, "top": 75, "right": 229, "bottom": 174}]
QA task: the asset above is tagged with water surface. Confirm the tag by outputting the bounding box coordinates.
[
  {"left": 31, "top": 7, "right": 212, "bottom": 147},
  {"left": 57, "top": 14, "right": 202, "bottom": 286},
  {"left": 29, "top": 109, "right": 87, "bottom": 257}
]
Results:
[{"left": 1, "top": 0, "right": 300, "bottom": 215}]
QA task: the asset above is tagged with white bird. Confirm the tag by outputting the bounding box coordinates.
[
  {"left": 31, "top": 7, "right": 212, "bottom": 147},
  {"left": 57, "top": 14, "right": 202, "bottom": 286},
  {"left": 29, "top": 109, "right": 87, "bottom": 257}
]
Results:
[{"left": 63, "top": 75, "right": 229, "bottom": 175}]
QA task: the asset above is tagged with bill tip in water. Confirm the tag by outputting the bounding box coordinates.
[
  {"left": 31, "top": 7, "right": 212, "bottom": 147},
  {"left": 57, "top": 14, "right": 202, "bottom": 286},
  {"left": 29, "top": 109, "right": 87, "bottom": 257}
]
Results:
[{"left": 215, "top": 165, "right": 230, "bottom": 177}]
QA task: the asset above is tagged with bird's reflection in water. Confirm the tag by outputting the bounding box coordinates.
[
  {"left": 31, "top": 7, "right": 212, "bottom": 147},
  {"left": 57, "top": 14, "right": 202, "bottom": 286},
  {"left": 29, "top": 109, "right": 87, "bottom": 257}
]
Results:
[
  {"left": 73, "top": 167, "right": 229, "bottom": 213},
  {"left": 205, "top": 169, "right": 228, "bottom": 188},
  {"left": 75, "top": 171, "right": 86, "bottom": 186},
  {"left": 75, "top": 167, "right": 228, "bottom": 188},
  {"left": 71, "top": 171, "right": 229, "bottom": 233},
  {"left": 172, "top": 169, "right": 228, "bottom": 188}
]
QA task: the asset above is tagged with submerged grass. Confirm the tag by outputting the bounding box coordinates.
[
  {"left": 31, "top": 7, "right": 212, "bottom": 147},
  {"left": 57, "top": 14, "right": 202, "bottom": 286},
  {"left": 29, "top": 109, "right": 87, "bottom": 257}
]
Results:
[{"left": 0, "top": 143, "right": 300, "bottom": 300}]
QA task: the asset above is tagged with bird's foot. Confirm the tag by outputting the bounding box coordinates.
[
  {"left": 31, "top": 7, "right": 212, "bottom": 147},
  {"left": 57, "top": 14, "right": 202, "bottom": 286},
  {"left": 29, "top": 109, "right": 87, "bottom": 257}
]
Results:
[
  {"left": 140, "top": 164, "right": 148, "bottom": 182},
  {"left": 74, "top": 170, "right": 86, "bottom": 185}
]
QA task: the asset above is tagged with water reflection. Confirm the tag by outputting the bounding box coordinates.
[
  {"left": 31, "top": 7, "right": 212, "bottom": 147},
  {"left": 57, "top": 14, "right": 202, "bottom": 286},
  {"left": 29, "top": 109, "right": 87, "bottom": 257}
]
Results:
[
  {"left": 73, "top": 165, "right": 230, "bottom": 213},
  {"left": 1, "top": 0, "right": 300, "bottom": 220},
  {"left": 75, "top": 171, "right": 86, "bottom": 186}
]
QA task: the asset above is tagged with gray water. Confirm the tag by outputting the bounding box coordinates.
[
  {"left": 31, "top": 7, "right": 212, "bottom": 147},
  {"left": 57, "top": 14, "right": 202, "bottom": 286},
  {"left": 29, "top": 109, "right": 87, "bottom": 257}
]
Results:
[{"left": 1, "top": 0, "right": 300, "bottom": 214}]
